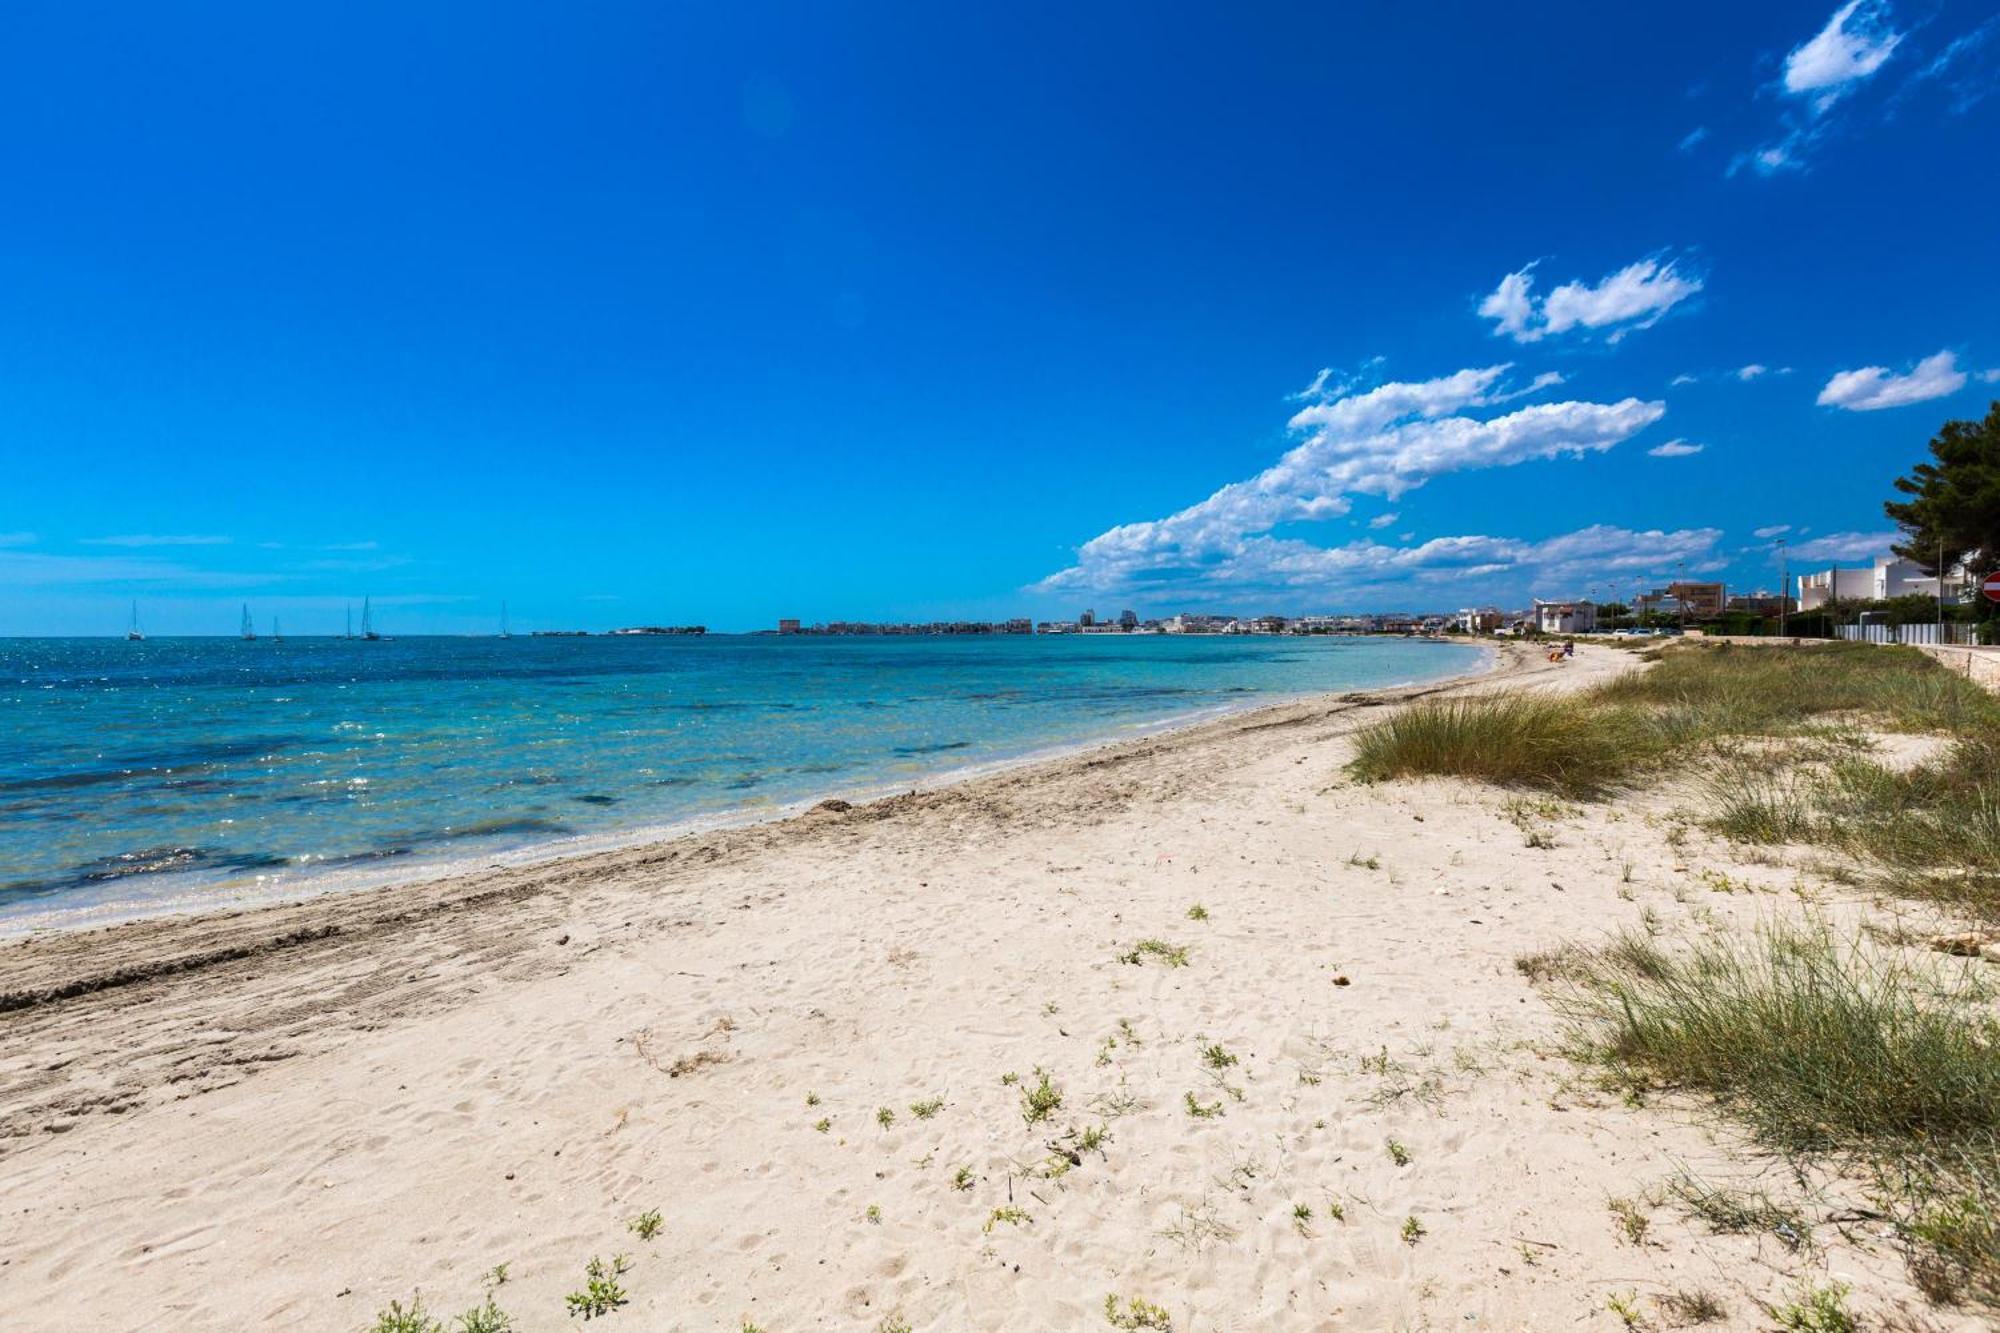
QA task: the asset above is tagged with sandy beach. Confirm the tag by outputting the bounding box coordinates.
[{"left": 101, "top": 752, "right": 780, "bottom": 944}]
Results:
[{"left": 0, "top": 642, "right": 1979, "bottom": 1331}]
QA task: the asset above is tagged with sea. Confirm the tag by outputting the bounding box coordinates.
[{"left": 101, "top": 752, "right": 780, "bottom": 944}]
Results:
[{"left": 0, "top": 633, "right": 1485, "bottom": 934}]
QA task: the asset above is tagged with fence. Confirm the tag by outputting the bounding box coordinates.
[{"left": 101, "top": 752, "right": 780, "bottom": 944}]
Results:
[{"left": 1835, "top": 622, "right": 1980, "bottom": 646}]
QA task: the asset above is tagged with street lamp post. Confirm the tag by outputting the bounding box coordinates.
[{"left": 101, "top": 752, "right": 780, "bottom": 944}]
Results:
[{"left": 1776, "top": 539, "right": 1788, "bottom": 639}]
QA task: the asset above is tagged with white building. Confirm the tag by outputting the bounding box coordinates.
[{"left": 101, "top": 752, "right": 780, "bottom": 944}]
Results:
[
  {"left": 1532, "top": 598, "right": 1597, "bottom": 634},
  {"left": 1456, "top": 606, "right": 1503, "bottom": 634},
  {"left": 1797, "top": 553, "right": 1971, "bottom": 610}
]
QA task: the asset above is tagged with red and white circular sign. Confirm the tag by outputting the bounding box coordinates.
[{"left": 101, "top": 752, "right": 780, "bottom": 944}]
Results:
[{"left": 1983, "top": 571, "right": 2000, "bottom": 603}]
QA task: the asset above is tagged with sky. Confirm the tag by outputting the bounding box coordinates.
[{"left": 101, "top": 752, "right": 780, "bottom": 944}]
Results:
[{"left": 2, "top": 1, "right": 1997, "bottom": 635}]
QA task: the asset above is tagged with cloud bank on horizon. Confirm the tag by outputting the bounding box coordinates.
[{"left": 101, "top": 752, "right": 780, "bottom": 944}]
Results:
[{"left": 1032, "top": 364, "right": 1718, "bottom": 602}]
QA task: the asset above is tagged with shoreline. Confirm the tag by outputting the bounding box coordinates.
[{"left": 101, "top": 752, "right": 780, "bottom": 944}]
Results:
[{"left": 0, "top": 638, "right": 1494, "bottom": 943}]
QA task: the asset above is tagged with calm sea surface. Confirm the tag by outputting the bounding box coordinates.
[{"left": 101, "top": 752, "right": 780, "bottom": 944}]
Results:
[{"left": 0, "top": 634, "right": 1483, "bottom": 932}]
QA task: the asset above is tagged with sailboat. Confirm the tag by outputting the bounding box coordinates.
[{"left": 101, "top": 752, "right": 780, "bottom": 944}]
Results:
[
  {"left": 126, "top": 601, "right": 145, "bottom": 642},
  {"left": 344, "top": 605, "right": 354, "bottom": 640},
  {"left": 240, "top": 604, "right": 257, "bottom": 641},
  {"left": 272, "top": 616, "right": 283, "bottom": 643},
  {"left": 500, "top": 600, "right": 512, "bottom": 639},
  {"left": 360, "top": 596, "right": 384, "bottom": 641}
]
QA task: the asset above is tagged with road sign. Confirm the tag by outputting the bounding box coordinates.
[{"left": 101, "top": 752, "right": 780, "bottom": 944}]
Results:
[{"left": 1984, "top": 571, "right": 2000, "bottom": 603}]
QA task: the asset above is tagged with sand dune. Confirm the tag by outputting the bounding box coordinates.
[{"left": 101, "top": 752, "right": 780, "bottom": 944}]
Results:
[{"left": 0, "top": 642, "right": 1976, "bottom": 1330}]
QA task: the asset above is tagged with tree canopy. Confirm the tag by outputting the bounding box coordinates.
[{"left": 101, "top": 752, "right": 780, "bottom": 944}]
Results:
[{"left": 1885, "top": 401, "right": 2000, "bottom": 577}]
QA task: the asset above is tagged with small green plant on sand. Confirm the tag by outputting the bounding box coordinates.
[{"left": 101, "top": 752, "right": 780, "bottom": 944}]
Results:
[
  {"left": 1186, "top": 904, "right": 1208, "bottom": 921},
  {"left": 371, "top": 1299, "right": 443, "bottom": 1333},
  {"left": 951, "top": 1164, "right": 975, "bottom": 1190},
  {"left": 1400, "top": 1215, "right": 1425, "bottom": 1244},
  {"left": 876, "top": 1106, "right": 896, "bottom": 1129},
  {"left": 865, "top": 1204, "right": 882, "bottom": 1224},
  {"left": 482, "top": 1263, "right": 509, "bottom": 1288},
  {"left": 1607, "top": 1196, "right": 1650, "bottom": 1246},
  {"left": 1772, "top": 1281, "right": 1855, "bottom": 1332},
  {"left": 455, "top": 1298, "right": 515, "bottom": 1333},
  {"left": 805, "top": 1090, "right": 820, "bottom": 1106},
  {"left": 1656, "top": 1287, "right": 1726, "bottom": 1325},
  {"left": 1104, "top": 1293, "right": 1174, "bottom": 1329},
  {"left": 628, "top": 1209, "right": 663, "bottom": 1241},
  {"left": 1291, "top": 1202, "right": 1314, "bottom": 1235},
  {"left": 813, "top": 1116, "right": 831, "bottom": 1133},
  {"left": 984, "top": 1205, "right": 1031, "bottom": 1233},
  {"left": 1183, "top": 1091, "right": 1222, "bottom": 1119},
  {"left": 999, "top": 1070, "right": 1020, "bottom": 1086},
  {"left": 1022, "top": 1071, "right": 1063, "bottom": 1124},
  {"left": 909, "top": 1096, "right": 944, "bottom": 1120},
  {"left": 1118, "top": 938, "right": 1190, "bottom": 967},
  {"left": 1385, "top": 1138, "right": 1411, "bottom": 1166},
  {"left": 1200, "top": 1043, "right": 1237, "bottom": 1070},
  {"left": 564, "top": 1254, "right": 631, "bottom": 1320},
  {"left": 875, "top": 1317, "right": 912, "bottom": 1333},
  {"left": 1605, "top": 1291, "right": 1643, "bottom": 1329}
]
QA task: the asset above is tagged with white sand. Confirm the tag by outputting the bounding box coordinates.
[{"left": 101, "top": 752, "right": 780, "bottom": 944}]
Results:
[{"left": 0, "top": 642, "right": 1979, "bottom": 1331}]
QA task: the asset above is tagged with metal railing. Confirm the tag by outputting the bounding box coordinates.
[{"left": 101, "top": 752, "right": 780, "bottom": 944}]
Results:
[{"left": 1835, "top": 622, "right": 1980, "bottom": 646}]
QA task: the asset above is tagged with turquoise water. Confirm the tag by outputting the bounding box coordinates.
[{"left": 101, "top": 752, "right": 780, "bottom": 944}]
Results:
[{"left": 0, "top": 634, "right": 1482, "bottom": 931}]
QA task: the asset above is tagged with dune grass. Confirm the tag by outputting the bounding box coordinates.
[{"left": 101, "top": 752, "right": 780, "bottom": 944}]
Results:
[
  {"left": 1355, "top": 642, "right": 2000, "bottom": 917},
  {"left": 1352, "top": 642, "right": 2000, "bottom": 796},
  {"left": 1551, "top": 921, "right": 2000, "bottom": 1307},
  {"left": 1706, "top": 733, "right": 2000, "bottom": 920},
  {"left": 1592, "top": 640, "right": 2000, "bottom": 736},
  {"left": 1347, "top": 694, "right": 1654, "bottom": 797}
]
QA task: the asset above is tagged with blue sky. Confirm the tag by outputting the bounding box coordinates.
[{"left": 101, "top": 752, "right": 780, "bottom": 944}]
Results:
[{"left": 2, "top": 1, "right": 1997, "bottom": 634}]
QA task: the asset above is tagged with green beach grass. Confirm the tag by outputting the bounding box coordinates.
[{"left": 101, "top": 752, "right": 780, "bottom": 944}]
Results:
[{"left": 1360, "top": 641, "right": 2000, "bottom": 1306}]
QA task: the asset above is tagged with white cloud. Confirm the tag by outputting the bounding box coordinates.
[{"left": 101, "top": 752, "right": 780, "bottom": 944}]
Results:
[
  {"left": 1678, "top": 126, "right": 1709, "bottom": 152},
  {"left": 1784, "top": 1, "right": 1903, "bottom": 108},
  {"left": 1787, "top": 530, "right": 1898, "bottom": 562},
  {"left": 1736, "top": 364, "right": 1768, "bottom": 381},
  {"left": 1475, "top": 269, "right": 1537, "bottom": 341},
  {"left": 82, "top": 534, "right": 232, "bottom": 548},
  {"left": 1733, "top": 2, "right": 1906, "bottom": 175},
  {"left": 1754, "top": 524, "right": 1793, "bottom": 539},
  {"left": 1647, "top": 439, "right": 1705, "bottom": 457},
  {"left": 1817, "top": 349, "right": 1968, "bottom": 411},
  {"left": 1669, "top": 373, "right": 1701, "bottom": 387},
  {"left": 1036, "top": 364, "right": 1667, "bottom": 598},
  {"left": 1367, "top": 512, "right": 1399, "bottom": 530},
  {"left": 1478, "top": 255, "right": 1702, "bottom": 344},
  {"left": 1980, "top": 368, "right": 2000, "bottom": 384}
]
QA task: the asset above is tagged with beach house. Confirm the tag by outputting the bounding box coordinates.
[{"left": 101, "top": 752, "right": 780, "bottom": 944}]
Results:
[{"left": 1532, "top": 598, "right": 1597, "bottom": 634}]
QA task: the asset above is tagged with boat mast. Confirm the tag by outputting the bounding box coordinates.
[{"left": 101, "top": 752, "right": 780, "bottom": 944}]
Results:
[
  {"left": 501, "top": 600, "right": 511, "bottom": 639},
  {"left": 240, "top": 604, "right": 256, "bottom": 641}
]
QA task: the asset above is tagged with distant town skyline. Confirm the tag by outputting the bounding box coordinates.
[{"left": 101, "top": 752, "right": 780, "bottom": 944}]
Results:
[{"left": 2, "top": 3, "right": 1997, "bottom": 635}]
